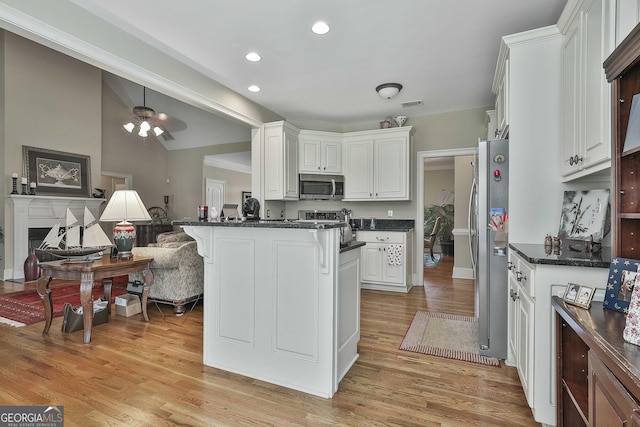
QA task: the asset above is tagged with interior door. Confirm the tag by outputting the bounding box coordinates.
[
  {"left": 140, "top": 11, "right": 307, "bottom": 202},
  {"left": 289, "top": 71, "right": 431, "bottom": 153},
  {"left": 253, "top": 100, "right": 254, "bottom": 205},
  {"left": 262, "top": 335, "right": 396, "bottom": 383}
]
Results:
[{"left": 206, "top": 178, "right": 225, "bottom": 220}]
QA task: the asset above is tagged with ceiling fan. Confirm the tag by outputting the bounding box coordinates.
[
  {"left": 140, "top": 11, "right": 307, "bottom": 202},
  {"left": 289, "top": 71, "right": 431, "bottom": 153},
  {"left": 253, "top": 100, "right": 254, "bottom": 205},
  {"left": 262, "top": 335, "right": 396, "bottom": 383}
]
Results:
[{"left": 123, "top": 86, "right": 170, "bottom": 139}]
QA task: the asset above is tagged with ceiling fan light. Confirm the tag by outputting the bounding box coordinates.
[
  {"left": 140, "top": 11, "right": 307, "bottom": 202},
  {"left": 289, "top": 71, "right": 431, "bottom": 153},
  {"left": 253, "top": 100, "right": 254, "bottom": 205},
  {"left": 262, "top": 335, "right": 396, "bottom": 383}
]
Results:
[
  {"left": 139, "top": 120, "right": 151, "bottom": 131},
  {"left": 123, "top": 122, "right": 135, "bottom": 133},
  {"left": 376, "top": 83, "right": 403, "bottom": 99},
  {"left": 153, "top": 127, "right": 164, "bottom": 136},
  {"left": 138, "top": 129, "right": 148, "bottom": 137}
]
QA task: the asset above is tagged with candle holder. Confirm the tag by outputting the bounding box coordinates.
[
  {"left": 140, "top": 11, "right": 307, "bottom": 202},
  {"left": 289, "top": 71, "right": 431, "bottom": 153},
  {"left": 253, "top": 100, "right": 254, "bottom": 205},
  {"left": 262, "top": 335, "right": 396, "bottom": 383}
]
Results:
[
  {"left": 21, "top": 183, "right": 28, "bottom": 195},
  {"left": 164, "top": 195, "right": 169, "bottom": 214},
  {"left": 10, "top": 176, "right": 18, "bottom": 194},
  {"left": 29, "top": 183, "right": 36, "bottom": 195}
]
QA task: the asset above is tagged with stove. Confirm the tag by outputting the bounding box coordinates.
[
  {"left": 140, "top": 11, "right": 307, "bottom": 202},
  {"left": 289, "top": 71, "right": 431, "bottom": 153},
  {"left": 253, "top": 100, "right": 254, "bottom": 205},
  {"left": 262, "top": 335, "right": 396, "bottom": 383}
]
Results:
[{"left": 297, "top": 210, "right": 345, "bottom": 223}]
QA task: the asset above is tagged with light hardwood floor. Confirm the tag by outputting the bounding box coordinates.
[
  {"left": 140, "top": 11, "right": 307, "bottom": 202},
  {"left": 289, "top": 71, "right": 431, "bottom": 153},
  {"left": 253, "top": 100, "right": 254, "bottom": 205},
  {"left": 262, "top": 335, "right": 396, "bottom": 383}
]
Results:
[{"left": 0, "top": 256, "right": 538, "bottom": 426}]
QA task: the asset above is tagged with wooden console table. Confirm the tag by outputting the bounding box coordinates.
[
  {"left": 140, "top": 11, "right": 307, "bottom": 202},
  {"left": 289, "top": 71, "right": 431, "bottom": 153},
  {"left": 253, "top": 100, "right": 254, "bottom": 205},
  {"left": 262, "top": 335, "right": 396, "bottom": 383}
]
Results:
[{"left": 36, "top": 255, "right": 154, "bottom": 344}]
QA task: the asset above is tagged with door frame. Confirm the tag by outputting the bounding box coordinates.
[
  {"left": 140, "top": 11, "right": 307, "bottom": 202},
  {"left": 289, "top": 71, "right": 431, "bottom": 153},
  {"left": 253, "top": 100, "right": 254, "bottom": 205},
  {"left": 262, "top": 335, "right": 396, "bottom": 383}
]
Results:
[{"left": 415, "top": 148, "right": 477, "bottom": 283}]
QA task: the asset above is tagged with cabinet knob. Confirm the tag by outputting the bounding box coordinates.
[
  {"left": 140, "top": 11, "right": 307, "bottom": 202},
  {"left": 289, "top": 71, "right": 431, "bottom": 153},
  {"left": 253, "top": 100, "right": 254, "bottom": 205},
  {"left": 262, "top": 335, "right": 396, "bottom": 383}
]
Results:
[
  {"left": 318, "top": 166, "right": 321, "bottom": 170},
  {"left": 621, "top": 190, "right": 626, "bottom": 195},
  {"left": 507, "top": 261, "right": 514, "bottom": 270},
  {"left": 569, "top": 155, "right": 583, "bottom": 166},
  {"left": 516, "top": 271, "right": 526, "bottom": 282}
]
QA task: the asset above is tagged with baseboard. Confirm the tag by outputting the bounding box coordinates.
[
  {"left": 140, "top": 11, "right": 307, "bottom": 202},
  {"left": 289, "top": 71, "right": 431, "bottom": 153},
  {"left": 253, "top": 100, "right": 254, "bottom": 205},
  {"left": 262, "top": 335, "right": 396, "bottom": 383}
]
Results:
[{"left": 452, "top": 266, "right": 474, "bottom": 280}]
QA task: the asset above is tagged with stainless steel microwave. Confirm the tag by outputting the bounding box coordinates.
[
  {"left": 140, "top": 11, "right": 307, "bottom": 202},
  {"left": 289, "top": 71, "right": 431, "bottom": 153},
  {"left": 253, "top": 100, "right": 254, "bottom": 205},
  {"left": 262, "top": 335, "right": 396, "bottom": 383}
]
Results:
[{"left": 299, "top": 174, "right": 344, "bottom": 200}]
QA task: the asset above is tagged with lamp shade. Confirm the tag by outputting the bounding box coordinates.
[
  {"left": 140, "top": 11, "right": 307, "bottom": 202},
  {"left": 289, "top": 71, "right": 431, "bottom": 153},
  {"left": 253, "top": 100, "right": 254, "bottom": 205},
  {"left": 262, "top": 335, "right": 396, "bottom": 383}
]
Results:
[
  {"left": 100, "top": 190, "right": 152, "bottom": 222},
  {"left": 99, "top": 190, "right": 151, "bottom": 258}
]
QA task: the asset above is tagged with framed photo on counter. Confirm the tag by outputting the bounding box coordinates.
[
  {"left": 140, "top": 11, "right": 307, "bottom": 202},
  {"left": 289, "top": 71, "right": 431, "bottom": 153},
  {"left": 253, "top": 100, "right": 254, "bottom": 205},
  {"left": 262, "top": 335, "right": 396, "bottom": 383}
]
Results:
[
  {"left": 604, "top": 257, "right": 640, "bottom": 313},
  {"left": 563, "top": 283, "right": 595, "bottom": 309}
]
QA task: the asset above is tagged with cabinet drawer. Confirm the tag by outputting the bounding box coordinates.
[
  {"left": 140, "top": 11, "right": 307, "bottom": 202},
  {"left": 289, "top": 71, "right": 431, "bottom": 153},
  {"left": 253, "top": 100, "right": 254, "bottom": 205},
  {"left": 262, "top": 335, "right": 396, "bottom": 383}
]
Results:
[
  {"left": 516, "top": 258, "right": 535, "bottom": 297},
  {"left": 508, "top": 250, "right": 535, "bottom": 298},
  {"left": 356, "top": 231, "right": 405, "bottom": 244}
]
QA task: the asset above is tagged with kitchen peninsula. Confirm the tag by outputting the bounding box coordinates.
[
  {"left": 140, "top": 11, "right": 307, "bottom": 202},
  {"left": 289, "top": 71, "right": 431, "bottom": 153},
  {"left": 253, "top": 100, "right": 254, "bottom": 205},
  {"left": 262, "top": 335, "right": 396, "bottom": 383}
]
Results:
[{"left": 174, "top": 220, "right": 363, "bottom": 398}]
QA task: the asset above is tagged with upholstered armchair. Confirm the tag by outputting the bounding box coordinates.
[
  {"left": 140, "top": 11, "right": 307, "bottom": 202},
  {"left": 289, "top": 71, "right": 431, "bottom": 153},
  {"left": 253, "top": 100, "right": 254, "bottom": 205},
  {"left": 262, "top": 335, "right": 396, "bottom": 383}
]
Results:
[{"left": 129, "top": 231, "right": 204, "bottom": 315}]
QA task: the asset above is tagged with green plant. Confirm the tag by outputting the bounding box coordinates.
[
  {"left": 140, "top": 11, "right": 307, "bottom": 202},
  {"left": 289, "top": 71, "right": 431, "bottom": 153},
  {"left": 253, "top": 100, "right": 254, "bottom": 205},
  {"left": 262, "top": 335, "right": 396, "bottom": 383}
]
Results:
[{"left": 424, "top": 204, "right": 455, "bottom": 242}]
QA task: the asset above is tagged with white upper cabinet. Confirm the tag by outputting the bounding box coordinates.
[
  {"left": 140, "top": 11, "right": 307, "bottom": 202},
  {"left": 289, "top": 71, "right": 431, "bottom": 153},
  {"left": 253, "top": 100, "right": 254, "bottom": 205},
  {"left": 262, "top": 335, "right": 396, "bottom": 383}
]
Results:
[
  {"left": 299, "top": 130, "right": 342, "bottom": 174},
  {"left": 615, "top": 0, "right": 640, "bottom": 46},
  {"left": 559, "top": 0, "right": 614, "bottom": 180},
  {"left": 264, "top": 121, "right": 299, "bottom": 200},
  {"left": 343, "top": 127, "right": 412, "bottom": 201},
  {"left": 493, "top": 59, "right": 510, "bottom": 139}
]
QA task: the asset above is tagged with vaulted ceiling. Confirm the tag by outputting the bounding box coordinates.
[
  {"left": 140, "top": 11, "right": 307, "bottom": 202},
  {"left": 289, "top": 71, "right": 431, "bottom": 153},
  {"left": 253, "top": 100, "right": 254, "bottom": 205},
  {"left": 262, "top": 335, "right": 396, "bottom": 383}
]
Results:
[{"left": 3, "top": 0, "right": 567, "bottom": 151}]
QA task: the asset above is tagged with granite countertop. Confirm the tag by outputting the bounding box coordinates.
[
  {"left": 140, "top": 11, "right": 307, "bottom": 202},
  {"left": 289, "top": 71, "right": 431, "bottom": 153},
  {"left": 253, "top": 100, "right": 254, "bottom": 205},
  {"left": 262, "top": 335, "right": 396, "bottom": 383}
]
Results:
[
  {"left": 351, "top": 218, "right": 415, "bottom": 232},
  {"left": 509, "top": 243, "right": 612, "bottom": 268},
  {"left": 173, "top": 220, "right": 345, "bottom": 230},
  {"left": 340, "top": 241, "right": 366, "bottom": 253}
]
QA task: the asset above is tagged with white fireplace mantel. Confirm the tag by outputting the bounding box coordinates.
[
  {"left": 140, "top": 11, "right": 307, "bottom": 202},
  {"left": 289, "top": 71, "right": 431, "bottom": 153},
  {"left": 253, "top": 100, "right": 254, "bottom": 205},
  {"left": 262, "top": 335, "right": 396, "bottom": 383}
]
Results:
[{"left": 7, "top": 195, "right": 105, "bottom": 280}]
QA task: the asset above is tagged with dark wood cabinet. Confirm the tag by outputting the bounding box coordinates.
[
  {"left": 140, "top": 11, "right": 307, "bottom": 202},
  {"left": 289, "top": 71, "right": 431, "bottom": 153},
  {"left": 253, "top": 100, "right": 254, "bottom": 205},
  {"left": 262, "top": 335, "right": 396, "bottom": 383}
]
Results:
[
  {"left": 604, "top": 22, "right": 640, "bottom": 257},
  {"left": 553, "top": 297, "right": 640, "bottom": 426},
  {"left": 135, "top": 224, "right": 174, "bottom": 247}
]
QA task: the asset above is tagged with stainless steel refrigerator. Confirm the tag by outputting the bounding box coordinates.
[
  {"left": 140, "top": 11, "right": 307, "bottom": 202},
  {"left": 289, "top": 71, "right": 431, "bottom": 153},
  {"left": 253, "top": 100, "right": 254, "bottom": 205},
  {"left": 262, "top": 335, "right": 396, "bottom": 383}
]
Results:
[{"left": 469, "top": 139, "right": 509, "bottom": 359}]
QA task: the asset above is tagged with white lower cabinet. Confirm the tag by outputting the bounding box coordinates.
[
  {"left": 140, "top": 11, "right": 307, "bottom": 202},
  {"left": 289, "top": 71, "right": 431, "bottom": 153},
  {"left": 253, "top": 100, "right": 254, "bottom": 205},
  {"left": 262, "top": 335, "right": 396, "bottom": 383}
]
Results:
[
  {"left": 357, "top": 230, "right": 413, "bottom": 293},
  {"left": 507, "top": 252, "right": 535, "bottom": 405},
  {"left": 507, "top": 248, "right": 609, "bottom": 426}
]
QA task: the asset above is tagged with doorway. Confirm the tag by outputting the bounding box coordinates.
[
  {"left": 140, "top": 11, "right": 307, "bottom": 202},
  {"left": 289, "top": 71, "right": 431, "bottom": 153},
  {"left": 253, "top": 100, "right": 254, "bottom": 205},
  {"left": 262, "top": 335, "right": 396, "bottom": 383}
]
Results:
[
  {"left": 415, "top": 148, "right": 477, "bottom": 284},
  {"left": 205, "top": 178, "right": 226, "bottom": 220}
]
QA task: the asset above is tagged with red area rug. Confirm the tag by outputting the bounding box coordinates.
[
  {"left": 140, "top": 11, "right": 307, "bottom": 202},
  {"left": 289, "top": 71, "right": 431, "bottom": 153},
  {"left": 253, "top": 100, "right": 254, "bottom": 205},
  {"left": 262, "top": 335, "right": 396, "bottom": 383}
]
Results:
[{"left": 0, "top": 276, "right": 129, "bottom": 327}]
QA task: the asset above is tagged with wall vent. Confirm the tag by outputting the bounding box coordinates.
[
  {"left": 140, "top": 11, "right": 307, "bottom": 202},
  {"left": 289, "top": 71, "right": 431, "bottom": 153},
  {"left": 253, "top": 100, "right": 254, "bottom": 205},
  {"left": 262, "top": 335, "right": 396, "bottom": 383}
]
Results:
[{"left": 400, "top": 100, "right": 424, "bottom": 108}]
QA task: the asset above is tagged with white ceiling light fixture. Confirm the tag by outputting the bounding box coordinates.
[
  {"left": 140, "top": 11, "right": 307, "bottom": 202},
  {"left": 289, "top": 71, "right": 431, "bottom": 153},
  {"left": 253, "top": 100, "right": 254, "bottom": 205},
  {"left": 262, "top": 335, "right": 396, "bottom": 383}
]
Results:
[
  {"left": 248, "top": 85, "right": 261, "bottom": 92},
  {"left": 123, "top": 86, "right": 164, "bottom": 140},
  {"left": 311, "top": 21, "right": 330, "bottom": 35},
  {"left": 245, "top": 52, "right": 261, "bottom": 62},
  {"left": 376, "top": 83, "right": 403, "bottom": 99}
]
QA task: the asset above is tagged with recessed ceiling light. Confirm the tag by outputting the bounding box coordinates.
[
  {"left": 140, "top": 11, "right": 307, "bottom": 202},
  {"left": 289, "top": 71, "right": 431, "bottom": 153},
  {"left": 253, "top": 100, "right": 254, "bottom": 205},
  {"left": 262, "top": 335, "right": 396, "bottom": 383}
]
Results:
[
  {"left": 311, "top": 21, "right": 330, "bottom": 35},
  {"left": 248, "top": 85, "right": 261, "bottom": 93},
  {"left": 245, "top": 52, "right": 261, "bottom": 62}
]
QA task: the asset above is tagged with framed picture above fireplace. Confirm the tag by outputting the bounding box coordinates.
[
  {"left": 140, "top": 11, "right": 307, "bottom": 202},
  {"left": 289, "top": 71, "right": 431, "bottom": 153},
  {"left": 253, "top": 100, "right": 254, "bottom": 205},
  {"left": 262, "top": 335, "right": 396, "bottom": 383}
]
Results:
[{"left": 23, "top": 146, "right": 91, "bottom": 197}]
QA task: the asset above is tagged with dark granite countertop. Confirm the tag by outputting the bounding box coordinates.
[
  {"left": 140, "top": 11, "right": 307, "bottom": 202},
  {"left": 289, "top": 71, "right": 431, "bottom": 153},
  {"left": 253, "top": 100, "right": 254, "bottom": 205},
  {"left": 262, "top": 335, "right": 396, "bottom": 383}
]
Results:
[
  {"left": 509, "top": 243, "right": 612, "bottom": 268},
  {"left": 340, "top": 241, "right": 366, "bottom": 253},
  {"left": 351, "top": 219, "right": 414, "bottom": 232},
  {"left": 174, "top": 220, "right": 345, "bottom": 230}
]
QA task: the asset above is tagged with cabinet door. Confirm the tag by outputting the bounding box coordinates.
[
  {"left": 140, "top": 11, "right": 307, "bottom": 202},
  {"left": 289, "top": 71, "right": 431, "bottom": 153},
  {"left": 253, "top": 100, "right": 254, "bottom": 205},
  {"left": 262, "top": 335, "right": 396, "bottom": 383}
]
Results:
[
  {"left": 344, "top": 140, "right": 374, "bottom": 200},
  {"left": 374, "top": 136, "right": 409, "bottom": 200},
  {"left": 264, "top": 129, "right": 285, "bottom": 200},
  {"left": 589, "top": 351, "right": 640, "bottom": 426},
  {"left": 361, "top": 244, "right": 383, "bottom": 282},
  {"left": 517, "top": 288, "right": 534, "bottom": 406},
  {"left": 300, "top": 140, "right": 321, "bottom": 172},
  {"left": 583, "top": 0, "right": 612, "bottom": 170},
  {"left": 507, "top": 274, "right": 519, "bottom": 365},
  {"left": 561, "top": 14, "right": 583, "bottom": 176},
  {"left": 381, "top": 244, "right": 404, "bottom": 285},
  {"left": 322, "top": 141, "right": 342, "bottom": 174},
  {"left": 615, "top": 0, "right": 640, "bottom": 47},
  {"left": 284, "top": 130, "right": 299, "bottom": 198},
  {"left": 496, "top": 59, "right": 510, "bottom": 138}
]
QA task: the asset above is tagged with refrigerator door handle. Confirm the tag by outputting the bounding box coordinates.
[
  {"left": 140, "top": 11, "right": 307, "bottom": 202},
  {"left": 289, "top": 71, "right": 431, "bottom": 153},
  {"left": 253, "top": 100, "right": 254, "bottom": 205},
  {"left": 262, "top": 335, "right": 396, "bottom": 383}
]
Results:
[{"left": 468, "top": 177, "right": 477, "bottom": 273}]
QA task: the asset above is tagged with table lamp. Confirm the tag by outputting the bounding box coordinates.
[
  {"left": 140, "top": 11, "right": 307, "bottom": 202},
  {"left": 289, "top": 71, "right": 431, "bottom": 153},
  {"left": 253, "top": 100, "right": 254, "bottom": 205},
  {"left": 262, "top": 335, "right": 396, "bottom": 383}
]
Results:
[{"left": 99, "top": 190, "right": 151, "bottom": 258}]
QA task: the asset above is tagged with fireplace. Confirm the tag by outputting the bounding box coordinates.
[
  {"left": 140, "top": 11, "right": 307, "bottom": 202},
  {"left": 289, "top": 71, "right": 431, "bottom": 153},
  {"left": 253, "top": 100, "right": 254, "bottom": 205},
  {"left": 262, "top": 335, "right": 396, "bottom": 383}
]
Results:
[
  {"left": 28, "top": 228, "right": 57, "bottom": 263},
  {"left": 8, "top": 195, "right": 105, "bottom": 280}
]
